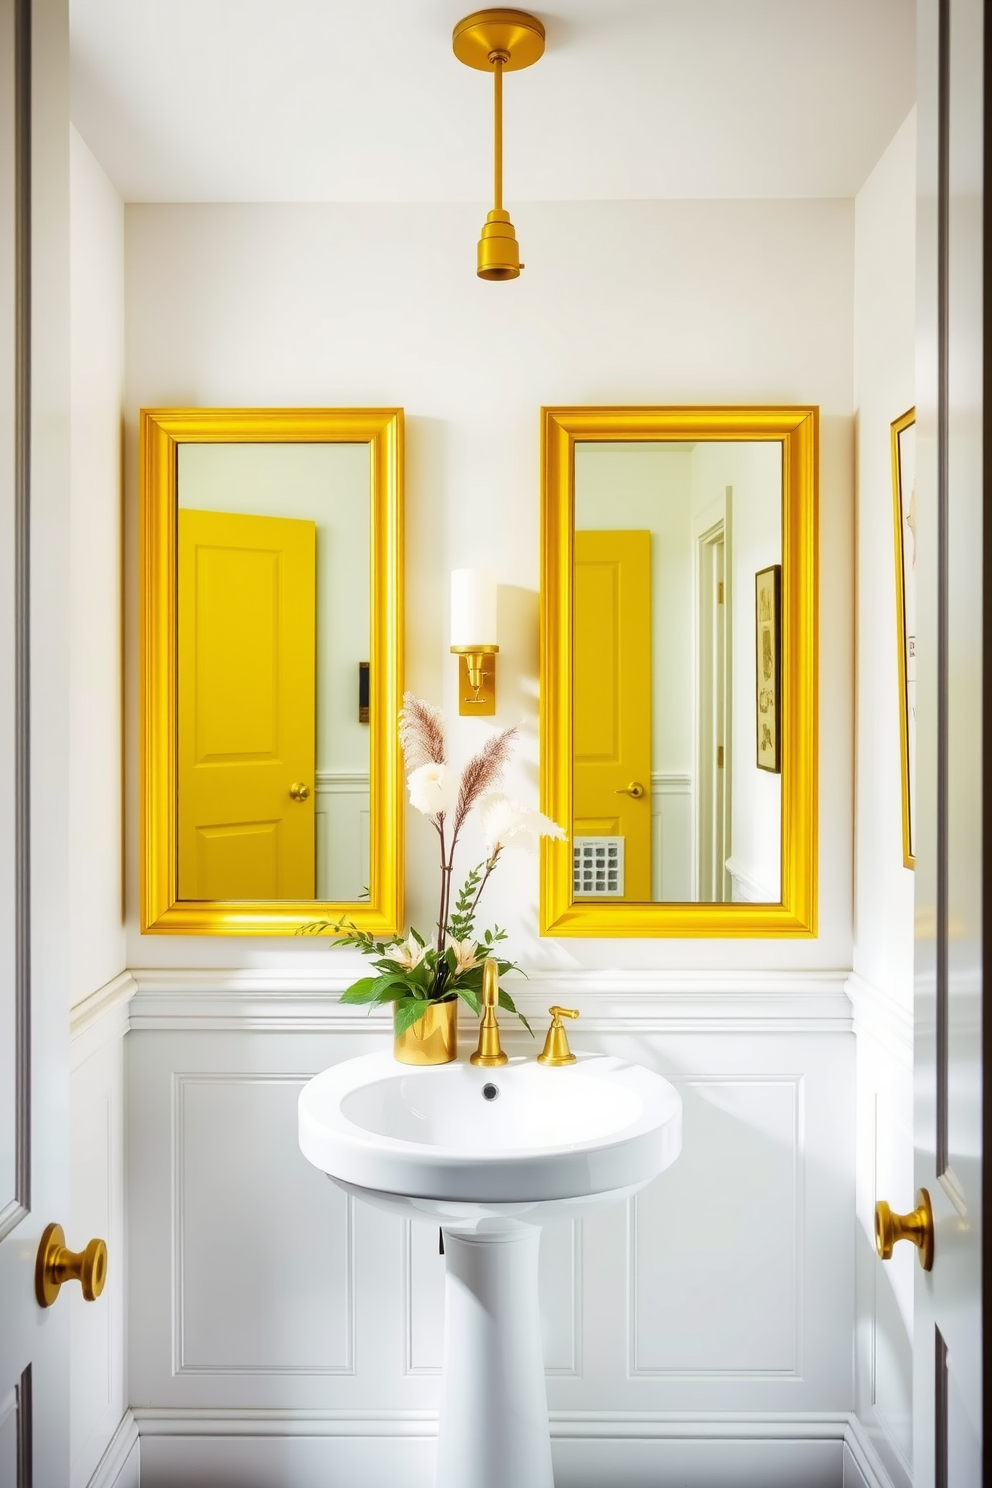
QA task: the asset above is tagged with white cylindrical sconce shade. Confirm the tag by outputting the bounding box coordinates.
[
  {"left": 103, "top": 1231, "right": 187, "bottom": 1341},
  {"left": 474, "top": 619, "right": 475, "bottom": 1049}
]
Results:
[{"left": 450, "top": 569, "right": 498, "bottom": 649}]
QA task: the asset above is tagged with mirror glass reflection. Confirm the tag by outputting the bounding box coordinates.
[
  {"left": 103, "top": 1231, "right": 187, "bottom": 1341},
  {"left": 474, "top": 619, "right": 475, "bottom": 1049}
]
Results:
[
  {"left": 176, "top": 442, "right": 370, "bottom": 903},
  {"left": 573, "top": 439, "right": 782, "bottom": 905}
]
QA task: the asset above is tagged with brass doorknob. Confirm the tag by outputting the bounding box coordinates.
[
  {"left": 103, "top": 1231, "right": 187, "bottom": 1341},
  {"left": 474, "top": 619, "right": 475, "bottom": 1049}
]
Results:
[
  {"left": 289, "top": 782, "right": 310, "bottom": 802},
  {"left": 35, "top": 1223, "right": 108, "bottom": 1307},
  {"left": 875, "top": 1188, "right": 934, "bottom": 1271},
  {"left": 614, "top": 781, "right": 645, "bottom": 799}
]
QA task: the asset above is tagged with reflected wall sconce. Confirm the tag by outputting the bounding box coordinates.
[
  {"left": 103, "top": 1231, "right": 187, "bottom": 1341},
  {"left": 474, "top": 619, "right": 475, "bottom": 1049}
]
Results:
[
  {"left": 452, "top": 8, "right": 545, "bottom": 280},
  {"left": 451, "top": 568, "right": 498, "bottom": 715}
]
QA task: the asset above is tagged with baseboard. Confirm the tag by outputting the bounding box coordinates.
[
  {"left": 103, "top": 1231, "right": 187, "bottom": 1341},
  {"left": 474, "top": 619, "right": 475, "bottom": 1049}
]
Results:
[
  {"left": 131, "top": 1409, "right": 888, "bottom": 1488},
  {"left": 843, "top": 1414, "right": 900, "bottom": 1488},
  {"left": 84, "top": 1410, "right": 139, "bottom": 1488}
]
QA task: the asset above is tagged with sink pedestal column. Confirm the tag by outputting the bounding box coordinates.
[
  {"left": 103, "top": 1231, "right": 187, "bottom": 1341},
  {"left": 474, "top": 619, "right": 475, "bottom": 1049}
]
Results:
[{"left": 436, "top": 1225, "right": 553, "bottom": 1488}]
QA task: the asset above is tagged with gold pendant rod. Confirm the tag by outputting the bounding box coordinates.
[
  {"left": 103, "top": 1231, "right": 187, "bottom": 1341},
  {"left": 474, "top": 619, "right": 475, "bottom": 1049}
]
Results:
[{"left": 492, "top": 53, "right": 505, "bottom": 212}]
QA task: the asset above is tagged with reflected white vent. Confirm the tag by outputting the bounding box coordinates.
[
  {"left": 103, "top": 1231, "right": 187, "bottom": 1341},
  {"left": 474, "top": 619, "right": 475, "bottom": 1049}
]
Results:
[{"left": 573, "top": 837, "right": 624, "bottom": 898}]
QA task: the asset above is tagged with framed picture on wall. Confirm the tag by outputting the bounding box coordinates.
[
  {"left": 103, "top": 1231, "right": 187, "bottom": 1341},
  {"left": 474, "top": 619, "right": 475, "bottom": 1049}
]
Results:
[
  {"left": 755, "top": 564, "right": 781, "bottom": 773},
  {"left": 891, "top": 406, "right": 916, "bottom": 868}
]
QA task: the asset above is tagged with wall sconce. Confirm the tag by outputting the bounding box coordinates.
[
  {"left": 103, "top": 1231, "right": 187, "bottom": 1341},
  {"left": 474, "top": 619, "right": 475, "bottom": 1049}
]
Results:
[
  {"left": 451, "top": 568, "right": 498, "bottom": 716},
  {"left": 452, "top": 9, "right": 545, "bottom": 280}
]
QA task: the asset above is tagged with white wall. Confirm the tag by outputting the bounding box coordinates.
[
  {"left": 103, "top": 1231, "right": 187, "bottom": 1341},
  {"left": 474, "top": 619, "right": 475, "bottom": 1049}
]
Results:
[
  {"left": 691, "top": 440, "right": 784, "bottom": 901},
  {"left": 851, "top": 109, "right": 917, "bottom": 1488},
  {"left": 68, "top": 126, "right": 130, "bottom": 1488},
  {"left": 70, "top": 125, "right": 125, "bottom": 1003},
  {"left": 124, "top": 196, "right": 855, "bottom": 974}
]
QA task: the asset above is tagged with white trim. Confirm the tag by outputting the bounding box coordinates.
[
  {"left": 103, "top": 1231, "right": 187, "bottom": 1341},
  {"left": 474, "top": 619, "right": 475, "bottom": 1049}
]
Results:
[
  {"left": 71, "top": 969, "right": 136, "bottom": 1038},
  {"left": 84, "top": 1410, "right": 139, "bottom": 1488},
  {"left": 844, "top": 971, "right": 913, "bottom": 1069},
  {"left": 125, "top": 966, "right": 855, "bottom": 1034},
  {"left": 843, "top": 1413, "right": 899, "bottom": 1488},
  {"left": 650, "top": 771, "right": 692, "bottom": 795},
  {"left": 314, "top": 770, "right": 370, "bottom": 794},
  {"left": 725, "top": 855, "right": 774, "bottom": 904}
]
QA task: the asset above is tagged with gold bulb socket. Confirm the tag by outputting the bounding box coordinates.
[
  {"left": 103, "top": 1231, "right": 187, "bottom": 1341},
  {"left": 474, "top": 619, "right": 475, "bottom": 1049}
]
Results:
[{"left": 477, "top": 209, "right": 522, "bottom": 280}]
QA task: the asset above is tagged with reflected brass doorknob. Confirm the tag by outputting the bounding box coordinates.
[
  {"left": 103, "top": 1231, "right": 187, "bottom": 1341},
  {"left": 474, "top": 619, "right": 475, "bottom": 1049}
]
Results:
[
  {"left": 35, "top": 1223, "right": 108, "bottom": 1307},
  {"left": 614, "top": 781, "right": 645, "bottom": 799},
  {"left": 875, "top": 1188, "right": 934, "bottom": 1271},
  {"left": 289, "top": 782, "right": 311, "bottom": 801}
]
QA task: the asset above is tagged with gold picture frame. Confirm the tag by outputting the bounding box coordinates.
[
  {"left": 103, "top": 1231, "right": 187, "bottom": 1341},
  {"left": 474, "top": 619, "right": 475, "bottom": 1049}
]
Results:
[
  {"left": 140, "top": 407, "right": 405, "bottom": 935},
  {"left": 755, "top": 564, "right": 781, "bottom": 773},
  {"left": 540, "top": 405, "right": 818, "bottom": 938},
  {"left": 891, "top": 406, "right": 916, "bottom": 870}
]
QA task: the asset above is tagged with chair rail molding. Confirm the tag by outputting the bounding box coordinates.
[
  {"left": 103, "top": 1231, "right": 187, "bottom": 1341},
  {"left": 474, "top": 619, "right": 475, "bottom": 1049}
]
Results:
[
  {"left": 844, "top": 971, "right": 913, "bottom": 1068},
  {"left": 124, "top": 966, "right": 855, "bottom": 1034}
]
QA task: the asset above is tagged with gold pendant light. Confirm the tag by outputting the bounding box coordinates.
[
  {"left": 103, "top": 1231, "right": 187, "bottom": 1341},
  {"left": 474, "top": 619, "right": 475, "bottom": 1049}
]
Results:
[{"left": 452, "top": 9, "right": 545, "bottom": 280}]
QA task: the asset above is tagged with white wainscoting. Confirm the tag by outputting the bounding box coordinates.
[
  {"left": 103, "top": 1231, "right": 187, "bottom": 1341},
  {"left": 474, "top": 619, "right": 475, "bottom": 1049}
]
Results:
[
  {"left": 847, "top": 973, "right": 914, "bottom": 1488},
  {"left": 314, "top": 770, "right": 369, "bottom": 902},
  {"left": 122, "top": 970, "right": 860, "bottom": 1485},
  {"left": 651, "top": 772, "right": 693, "bottom": 900},
  {"left": 70, "top": 973, "right": 133, "bottom": 1488},
  {"left": 726, "top": 854, "right": 776, "bottom": 904}
]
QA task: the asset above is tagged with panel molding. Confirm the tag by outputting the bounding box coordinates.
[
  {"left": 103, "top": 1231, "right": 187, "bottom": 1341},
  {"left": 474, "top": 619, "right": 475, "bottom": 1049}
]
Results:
[
  {"left": 128, "top": 966, "right": 854, "bottom": 1034},
  {"left": 172, "top": 1072, "right": 356, "bottom": 1376},
  {"left": 627, "top": 1074, "right": 804, "bottom": 1380}
]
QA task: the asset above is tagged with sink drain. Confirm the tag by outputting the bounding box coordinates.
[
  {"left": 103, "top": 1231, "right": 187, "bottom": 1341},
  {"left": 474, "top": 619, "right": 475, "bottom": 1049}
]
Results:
[{"left": 481, "top": 1083, "right": 500, "bottom": 1102}]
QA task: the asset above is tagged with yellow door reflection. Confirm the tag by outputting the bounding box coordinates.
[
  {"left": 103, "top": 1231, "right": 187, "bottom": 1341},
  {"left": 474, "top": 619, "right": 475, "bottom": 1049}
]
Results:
[
  {"left": 573, "top": 530, "right": 652, "bottom": 900},
  {"left": 178, "top": 509, "right": 316, "bottom": 900}
]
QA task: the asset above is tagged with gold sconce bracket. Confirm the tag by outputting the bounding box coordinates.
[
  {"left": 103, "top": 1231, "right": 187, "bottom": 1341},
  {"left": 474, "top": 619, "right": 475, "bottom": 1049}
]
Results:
[
  {"left": 451, "top": 645, "right": 498, "bottom": 715},
  {"left": 36, "top": 1223, "right": 108, "bottom": 1308}
]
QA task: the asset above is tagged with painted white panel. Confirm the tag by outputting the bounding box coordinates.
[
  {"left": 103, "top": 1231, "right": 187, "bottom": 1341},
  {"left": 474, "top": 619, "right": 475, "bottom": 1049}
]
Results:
[
  {"left": 69, "top": 1093, "right": 113, "bottom": 1467},
  {"left": 650, "top": 775, "right": 692, "bottom": 902},
  {"left": 871, "top": 1101, "right": 913, "bottom": 1466},
  {"left": 139, "top": 1434, "right": 436, "bottom": 1488},
  {"left": 0, "top": 1390, "right": 16, "bottom": 1488},
  {"left": 630, "top": 1077, "right": 800, "bottom": 1376},
  {"left": 175, "top": 1074, "right": 353, "bottom": 1374},
  {"left": 314, "top": 773, "right": 370, "bottom": 902}
]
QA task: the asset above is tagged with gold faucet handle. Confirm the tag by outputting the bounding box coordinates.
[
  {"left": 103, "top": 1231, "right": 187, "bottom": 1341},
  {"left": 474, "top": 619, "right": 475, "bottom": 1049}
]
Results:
[{"left": 538, "top": 1005, "right": 579, "bottom": 1066}]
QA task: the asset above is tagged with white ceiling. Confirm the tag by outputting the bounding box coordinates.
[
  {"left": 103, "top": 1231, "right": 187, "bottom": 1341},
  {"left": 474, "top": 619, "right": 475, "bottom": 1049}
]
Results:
[{"left": 69, "top": 0, "right": 916, "bottom": 203}]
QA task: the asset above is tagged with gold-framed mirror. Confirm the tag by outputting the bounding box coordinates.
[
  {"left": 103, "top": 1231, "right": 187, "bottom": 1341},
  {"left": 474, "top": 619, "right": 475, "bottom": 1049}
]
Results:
[
  {"left": 540, "top": 406, "right": 817, "bottom": 938},
  {"left": 140, "top": 407, "right": 404, "bottom": 936}
]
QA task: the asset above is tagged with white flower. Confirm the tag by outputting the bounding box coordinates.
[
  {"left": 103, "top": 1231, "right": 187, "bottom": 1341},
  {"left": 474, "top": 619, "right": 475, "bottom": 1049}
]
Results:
[
  {"left": 407, "top": 762, "right": 459, "bottom": 818},
  {"left": 479, "top": 792, "right": 567, "bottom": 856},
  {"left": 447, "top": 937, "right": 480, "bottom": 974},
  {"left": 392, "top": 932, "right": 427, "bottom": 970}
]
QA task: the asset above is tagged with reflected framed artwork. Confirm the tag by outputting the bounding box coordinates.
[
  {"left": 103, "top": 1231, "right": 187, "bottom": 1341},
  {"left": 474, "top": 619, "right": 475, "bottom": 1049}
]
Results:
[
  {"left": 891, "top": 405, "right": 916, "bottom": 869},
  {"left": 755, "top": 564, "right": 781, "bottom": 773}
]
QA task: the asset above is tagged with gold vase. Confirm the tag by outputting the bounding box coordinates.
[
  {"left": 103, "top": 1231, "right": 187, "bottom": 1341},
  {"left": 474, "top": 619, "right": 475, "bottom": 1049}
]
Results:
[{"left": 393, "top": 998, "right": 458, "bottom": 1065}]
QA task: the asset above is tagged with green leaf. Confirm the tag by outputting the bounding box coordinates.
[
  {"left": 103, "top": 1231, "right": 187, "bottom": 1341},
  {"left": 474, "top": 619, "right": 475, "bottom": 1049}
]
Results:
[
  {"left": 393, "top": 999, "right": 433, "bottom": 1036},
  {"left": 339, "top": 977, "right": 381, "bottom": 1004},
  {"left": 498, "top": 989, "right": 533, "bottom": 1036},
  {"left": 455, "top": 984, "right": 481, "bottom": 1016}
]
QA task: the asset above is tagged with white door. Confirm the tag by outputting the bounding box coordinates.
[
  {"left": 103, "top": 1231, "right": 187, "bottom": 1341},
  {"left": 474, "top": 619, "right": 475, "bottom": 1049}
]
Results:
[
  {"left": 914, "top": 0, "right": 983, "bottom": 1481},
  {"left": 0, "top": 1, "right": 72, "bottom": 1482}
]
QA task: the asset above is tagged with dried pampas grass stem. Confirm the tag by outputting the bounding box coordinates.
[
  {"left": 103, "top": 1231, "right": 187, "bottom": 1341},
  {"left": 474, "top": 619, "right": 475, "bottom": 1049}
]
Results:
[
  {"left": 399, "top": 693, "right": 448, "bottom": 771},
  {"left": 454, "top": 726, "right": 518, "bottom": 834}
]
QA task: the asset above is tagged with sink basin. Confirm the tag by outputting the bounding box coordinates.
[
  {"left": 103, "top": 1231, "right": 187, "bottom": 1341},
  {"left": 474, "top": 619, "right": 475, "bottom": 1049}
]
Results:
[
  {"left": 299, "top": 1047, "right": 682, "bottom": 1488},
  {"left": 299, "top": 1049, "right": 681, "bottom": 1216}
]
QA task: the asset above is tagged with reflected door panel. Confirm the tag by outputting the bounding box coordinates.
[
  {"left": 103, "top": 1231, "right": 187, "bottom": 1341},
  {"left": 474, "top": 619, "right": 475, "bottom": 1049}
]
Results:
[
  {"left": 178, "top": 508, "right": 316, "bottom": 899},
  {"left": 574, "top": 530, "right": 652, "bottom": 900}
]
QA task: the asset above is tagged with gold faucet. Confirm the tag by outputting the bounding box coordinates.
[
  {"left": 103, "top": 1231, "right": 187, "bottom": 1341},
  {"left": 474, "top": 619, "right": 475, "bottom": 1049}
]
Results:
[
  {"left": 537, "top": 1005, "right": 579, "bottom": 1066},
  {"left": 470, "top": 957, "right": 508, "bottom": 1067}
]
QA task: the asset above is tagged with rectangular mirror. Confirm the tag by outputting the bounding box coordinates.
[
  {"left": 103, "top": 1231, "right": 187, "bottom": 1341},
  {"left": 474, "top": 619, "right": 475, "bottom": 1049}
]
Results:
[
  {"left": 540, "top": 406, "right": 817, "bottom": 938},
  {"left": 140, "top": 408, "right": 404, "bottom": 935}
]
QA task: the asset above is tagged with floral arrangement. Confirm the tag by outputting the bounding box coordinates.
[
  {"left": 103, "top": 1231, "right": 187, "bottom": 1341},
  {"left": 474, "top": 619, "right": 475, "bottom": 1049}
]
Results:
[{"left": 303, "top": 694, "right": 565, "bottom": 1036}]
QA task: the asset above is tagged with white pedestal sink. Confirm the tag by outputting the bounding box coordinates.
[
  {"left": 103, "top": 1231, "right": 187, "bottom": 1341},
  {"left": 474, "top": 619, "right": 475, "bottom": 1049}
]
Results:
[{"left": 299, "top": 1050, "right": 682, "bottom": 1488}]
